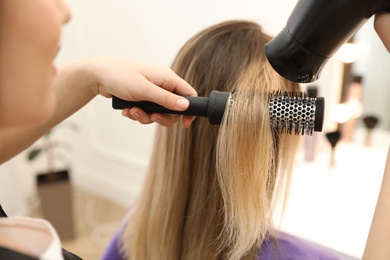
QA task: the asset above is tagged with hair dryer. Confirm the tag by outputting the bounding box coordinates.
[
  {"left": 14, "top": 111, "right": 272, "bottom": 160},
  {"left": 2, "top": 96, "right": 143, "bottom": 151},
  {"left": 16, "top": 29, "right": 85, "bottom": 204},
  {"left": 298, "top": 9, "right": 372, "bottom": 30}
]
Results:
[{"left": 265, "top": 0, "right": 390, "bottom": 83}]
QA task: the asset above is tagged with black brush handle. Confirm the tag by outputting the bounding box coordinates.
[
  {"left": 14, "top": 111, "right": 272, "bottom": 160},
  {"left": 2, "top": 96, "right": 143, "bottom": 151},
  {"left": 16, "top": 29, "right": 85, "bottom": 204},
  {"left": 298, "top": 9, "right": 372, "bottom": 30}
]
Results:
[
  {"left": 112, "top": 96, "right": 208, "bottom": 117},
  {"left": 112, "top": 90, "right": 231, "bottom": 125}
]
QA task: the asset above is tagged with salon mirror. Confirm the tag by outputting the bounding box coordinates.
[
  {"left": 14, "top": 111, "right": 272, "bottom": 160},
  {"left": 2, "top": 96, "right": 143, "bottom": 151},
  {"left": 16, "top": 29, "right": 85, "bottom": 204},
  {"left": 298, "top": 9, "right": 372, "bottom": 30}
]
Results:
[
  {"left": 350, "top": 17, "right": 390, "bottom": 132},
  {"left": 336, "top": 17, "right": 390, "bottom": 149}
]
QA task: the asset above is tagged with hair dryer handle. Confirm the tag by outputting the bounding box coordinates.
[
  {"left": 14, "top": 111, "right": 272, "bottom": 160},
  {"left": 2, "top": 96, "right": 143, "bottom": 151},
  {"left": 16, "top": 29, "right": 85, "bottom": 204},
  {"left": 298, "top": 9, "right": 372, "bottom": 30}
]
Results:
[{"left": 379, "top": 0, "right": 390, "bottom": 12}]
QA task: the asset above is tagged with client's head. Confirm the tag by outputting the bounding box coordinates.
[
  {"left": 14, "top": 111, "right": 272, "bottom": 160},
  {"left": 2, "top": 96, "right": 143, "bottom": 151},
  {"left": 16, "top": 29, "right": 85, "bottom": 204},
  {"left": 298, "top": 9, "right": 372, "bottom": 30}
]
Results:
[{"left": 122, "top": 20, "right": 300, "bottom": 260}]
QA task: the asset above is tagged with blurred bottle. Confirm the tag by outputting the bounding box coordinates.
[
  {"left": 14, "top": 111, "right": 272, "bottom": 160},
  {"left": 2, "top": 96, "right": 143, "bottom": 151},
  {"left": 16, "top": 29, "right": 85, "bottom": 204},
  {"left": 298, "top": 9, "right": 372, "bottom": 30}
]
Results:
[{"left": 341, "top": 75, "right": 364, "bottom": 142}]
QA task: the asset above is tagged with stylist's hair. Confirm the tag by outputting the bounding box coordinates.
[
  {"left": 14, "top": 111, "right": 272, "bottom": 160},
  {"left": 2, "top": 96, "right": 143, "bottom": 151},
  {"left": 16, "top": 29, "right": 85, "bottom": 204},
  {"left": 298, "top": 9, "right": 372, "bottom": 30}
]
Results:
[{"left": 121, "top": 20, "right": 300, "bottom": 260}]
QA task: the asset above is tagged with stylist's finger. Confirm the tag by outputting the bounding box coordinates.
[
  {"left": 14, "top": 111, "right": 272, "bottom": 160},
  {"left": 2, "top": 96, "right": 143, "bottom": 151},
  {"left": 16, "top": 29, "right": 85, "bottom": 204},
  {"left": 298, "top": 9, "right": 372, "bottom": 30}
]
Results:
[
  {"left": 122, "top": 108, "right": 152, "bottom": 124},
  {"left": 149, "top": 113, "right": 194, "bottom": 127},
  {"left": 123, "top": 107, "right": 182, "bottom": 127},
  {"left": 139, "top": 67, "right": 197, "bottom": 96},
  {"left": 150, "top": 113, "right": 181, "bottom": 127},
  {"left": 133, "top": 71, "right": 197, "bottom": 127},
  {"left": 182, "top": 115, "right": 196, "bottom": 128},
  {"left": 138, "top": 67, "right": 197, "bottom": 110}
]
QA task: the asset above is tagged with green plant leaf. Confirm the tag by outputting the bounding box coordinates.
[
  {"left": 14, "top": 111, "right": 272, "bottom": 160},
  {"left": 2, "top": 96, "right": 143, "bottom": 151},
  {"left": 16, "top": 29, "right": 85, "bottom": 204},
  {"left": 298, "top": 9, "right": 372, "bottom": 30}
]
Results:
[{"left": 27, "top": 148, "right": 42, "bottom": 161}]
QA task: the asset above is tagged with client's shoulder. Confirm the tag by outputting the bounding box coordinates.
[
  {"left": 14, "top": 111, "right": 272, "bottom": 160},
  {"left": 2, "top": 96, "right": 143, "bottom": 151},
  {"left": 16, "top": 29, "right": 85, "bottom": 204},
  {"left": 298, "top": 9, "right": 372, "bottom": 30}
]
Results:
[{"left": 258, "top": 232, "right": 340, "bottom": 260}]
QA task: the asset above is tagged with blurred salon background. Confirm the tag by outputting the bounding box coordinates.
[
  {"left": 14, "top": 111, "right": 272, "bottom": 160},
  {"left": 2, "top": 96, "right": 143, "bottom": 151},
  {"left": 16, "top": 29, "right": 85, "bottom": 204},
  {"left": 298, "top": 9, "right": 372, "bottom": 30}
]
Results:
[{"left": 1, "top": 0, "right": 389, "bottom": 259}]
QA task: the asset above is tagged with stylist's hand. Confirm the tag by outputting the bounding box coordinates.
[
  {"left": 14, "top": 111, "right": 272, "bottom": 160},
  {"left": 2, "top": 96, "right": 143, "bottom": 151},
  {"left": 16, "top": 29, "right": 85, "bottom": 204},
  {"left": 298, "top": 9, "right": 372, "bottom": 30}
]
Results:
[
  {"left": 85, "top": 57, "right": 197, "bottom": 128},
  {"left": 375, "top": 12, "right": 390, "bottom": 52}
]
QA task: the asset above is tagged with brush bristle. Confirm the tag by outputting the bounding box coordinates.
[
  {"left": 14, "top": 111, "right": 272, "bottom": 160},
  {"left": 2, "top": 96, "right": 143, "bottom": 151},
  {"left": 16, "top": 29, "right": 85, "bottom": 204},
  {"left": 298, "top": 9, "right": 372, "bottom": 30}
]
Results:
[
  {"left": 269, "top": 91, "right": 318, "bottom": 135},
  {"left": 363, "top": 115, "right": 379, "bottom": 129},
  {"left": 325, "top": 131, "right": 341, "bottom": 147}
]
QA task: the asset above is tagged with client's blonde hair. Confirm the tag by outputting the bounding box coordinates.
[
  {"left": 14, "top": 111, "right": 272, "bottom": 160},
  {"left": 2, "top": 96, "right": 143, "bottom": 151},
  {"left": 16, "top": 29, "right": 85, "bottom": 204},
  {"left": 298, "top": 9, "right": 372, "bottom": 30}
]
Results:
[{"left": 121, "top": 20, "right": 300, "bottom": 260}]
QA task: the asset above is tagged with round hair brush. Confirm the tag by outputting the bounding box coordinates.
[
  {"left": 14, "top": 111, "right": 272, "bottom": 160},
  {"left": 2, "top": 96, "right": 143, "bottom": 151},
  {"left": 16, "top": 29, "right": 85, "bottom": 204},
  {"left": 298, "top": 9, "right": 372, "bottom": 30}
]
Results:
[{"left": 112, "top": 90, "right": 324, "bottom": 135}]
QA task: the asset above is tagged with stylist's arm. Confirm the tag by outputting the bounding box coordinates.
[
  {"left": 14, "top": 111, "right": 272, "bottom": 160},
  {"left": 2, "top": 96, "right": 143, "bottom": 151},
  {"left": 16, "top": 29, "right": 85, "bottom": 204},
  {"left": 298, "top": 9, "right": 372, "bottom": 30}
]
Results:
[
  {"left": 56, "top": 57, "right": 197, "bottom": 127},
  {"left": 375, "top": 12, "right": 390, "bottom": 52},
  {"left": 92, "top": 57, "right": 197, "bottom": 127},
  {"left": 0, "top": 57, "right": 197, "bottom": 164}
]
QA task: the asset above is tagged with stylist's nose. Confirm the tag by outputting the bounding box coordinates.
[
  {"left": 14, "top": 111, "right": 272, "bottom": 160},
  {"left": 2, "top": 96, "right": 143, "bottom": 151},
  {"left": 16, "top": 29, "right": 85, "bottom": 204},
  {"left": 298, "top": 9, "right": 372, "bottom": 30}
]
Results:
[{"left": 57, "top": 0, "right": 72, "bottom": 25}]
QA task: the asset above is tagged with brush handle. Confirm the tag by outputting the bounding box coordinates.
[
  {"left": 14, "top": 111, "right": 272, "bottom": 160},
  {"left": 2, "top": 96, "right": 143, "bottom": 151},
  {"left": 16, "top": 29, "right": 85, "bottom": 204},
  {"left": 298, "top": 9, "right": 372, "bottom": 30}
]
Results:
[
  {"left": 112, "top": 90, "right": 231, "bottom": 125},
  {"left": 365, "top": 129, "right": 373, "bottom": 147},
  {"left": 304, "top": 134, "right": 317, "bottom": 162},
  {"left": 113, "top": 96, "right": 209, "bottom": 117}
]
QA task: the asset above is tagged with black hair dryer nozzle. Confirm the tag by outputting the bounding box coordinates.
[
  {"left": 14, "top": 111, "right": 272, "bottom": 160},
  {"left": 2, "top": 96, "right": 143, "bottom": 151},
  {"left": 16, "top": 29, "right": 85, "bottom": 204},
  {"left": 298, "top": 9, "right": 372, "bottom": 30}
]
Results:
[{"left": 265, "top": 0, "right": 390, "bottom": 83}]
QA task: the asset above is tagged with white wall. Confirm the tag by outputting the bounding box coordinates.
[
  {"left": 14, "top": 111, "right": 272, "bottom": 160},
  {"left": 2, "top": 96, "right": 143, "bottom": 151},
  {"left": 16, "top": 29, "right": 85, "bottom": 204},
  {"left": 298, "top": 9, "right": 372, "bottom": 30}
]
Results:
[{"left": 2, "top": 0, "right": 345, "bottom": 212}]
